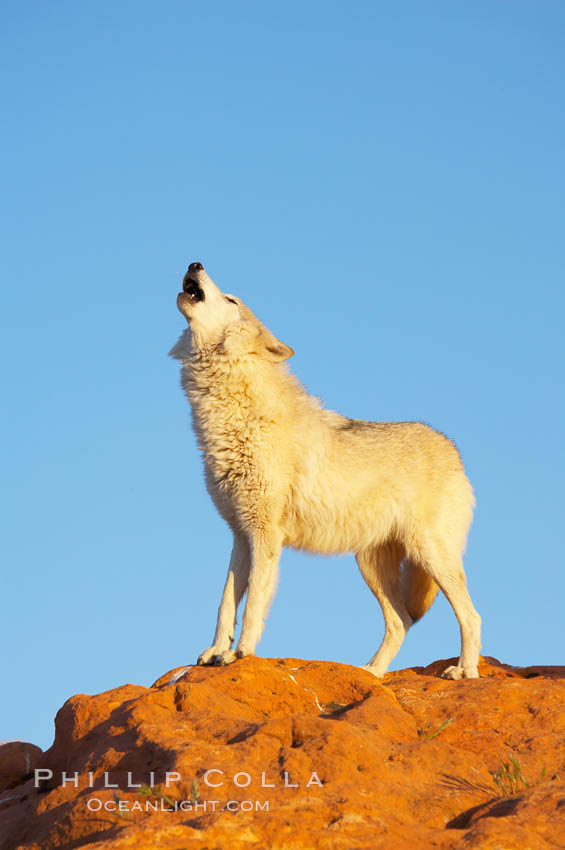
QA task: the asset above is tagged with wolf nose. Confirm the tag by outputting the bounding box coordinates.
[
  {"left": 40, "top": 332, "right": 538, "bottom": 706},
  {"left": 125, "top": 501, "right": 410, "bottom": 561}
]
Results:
[{"left": 188, "top": 262, "right": 204, "bottom": 273}]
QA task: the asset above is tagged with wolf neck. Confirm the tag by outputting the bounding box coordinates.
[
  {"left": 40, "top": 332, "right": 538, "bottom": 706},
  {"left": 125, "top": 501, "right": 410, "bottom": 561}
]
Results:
[
  {"left": 184, "top": 350, "right": 263, "bottom": 418},
  {"left": 181, "top": 348, "right": 299, "bottom": 457}
]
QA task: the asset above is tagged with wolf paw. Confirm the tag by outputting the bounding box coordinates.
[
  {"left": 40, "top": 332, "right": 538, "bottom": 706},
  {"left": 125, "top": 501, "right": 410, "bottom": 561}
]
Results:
[
  {"left": 198, "top": 648, "right": 250, "bottom": 667},
  {"left": 197, "top": 645, "right": 229, "bottom": 666},
  {"left": 213, "top": 649, "right": 238, "bottom": 666},
  {"left": 441, "top": 665, "right": 479, "bottom": 680}
]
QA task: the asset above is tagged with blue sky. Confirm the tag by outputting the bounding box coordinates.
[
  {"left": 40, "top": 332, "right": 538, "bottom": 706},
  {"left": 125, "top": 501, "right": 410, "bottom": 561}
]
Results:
[{"left": 1, "top": 1, "right": 563, "bottom": 750}]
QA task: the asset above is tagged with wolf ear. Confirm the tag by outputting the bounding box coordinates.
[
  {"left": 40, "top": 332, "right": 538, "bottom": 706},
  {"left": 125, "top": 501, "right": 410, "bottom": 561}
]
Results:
[{"left": 255, "top": 324, "right": 294, "bottom": 362}]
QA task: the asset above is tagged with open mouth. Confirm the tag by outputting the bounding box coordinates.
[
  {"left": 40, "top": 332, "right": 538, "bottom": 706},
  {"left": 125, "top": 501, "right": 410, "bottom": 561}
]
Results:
[{"left": 182, "top": 276, "right": 205, "bottom": 304}]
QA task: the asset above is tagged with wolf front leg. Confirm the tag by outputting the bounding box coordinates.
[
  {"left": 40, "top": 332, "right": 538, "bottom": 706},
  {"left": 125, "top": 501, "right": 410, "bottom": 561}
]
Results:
[
  {"left": 197, "top": 533, "right": 250, "bottom": 666},
  {"left": 207, "top": 529, "right": 283, "bottom": 666}
]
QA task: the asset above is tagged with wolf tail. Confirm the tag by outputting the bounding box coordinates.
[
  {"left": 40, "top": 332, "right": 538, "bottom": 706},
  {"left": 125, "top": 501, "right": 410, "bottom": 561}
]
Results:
[{"left": 401, "top": 560, "right": 439, "bottom": 623}]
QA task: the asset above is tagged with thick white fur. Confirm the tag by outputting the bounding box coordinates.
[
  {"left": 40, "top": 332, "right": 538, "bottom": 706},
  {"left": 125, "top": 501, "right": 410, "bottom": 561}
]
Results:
[{"left": 170, "top": 267, "right": 481, "bottom": 679}]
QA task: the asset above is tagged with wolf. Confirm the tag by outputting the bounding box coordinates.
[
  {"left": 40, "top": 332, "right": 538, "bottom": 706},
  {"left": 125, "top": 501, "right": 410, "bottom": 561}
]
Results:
[{"left": 170, "top": 262, "right": 481, "bottom": 680}]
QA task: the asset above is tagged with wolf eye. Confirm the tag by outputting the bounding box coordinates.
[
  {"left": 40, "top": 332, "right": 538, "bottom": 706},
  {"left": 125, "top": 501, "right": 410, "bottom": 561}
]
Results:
[{"left": 225, "top": 297, "right": 238, "bottom": 305}]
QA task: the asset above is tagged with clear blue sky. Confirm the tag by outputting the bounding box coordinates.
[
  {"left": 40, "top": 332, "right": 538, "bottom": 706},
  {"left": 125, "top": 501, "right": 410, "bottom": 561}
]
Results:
[{"left": 1, "top": 1, "right": 563, "bottom": 751}]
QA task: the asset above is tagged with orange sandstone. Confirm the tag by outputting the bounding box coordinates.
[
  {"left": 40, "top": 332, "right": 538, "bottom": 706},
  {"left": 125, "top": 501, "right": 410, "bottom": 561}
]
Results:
[{"left": 1, "top": 656, "right": 563, "bottom": 849}]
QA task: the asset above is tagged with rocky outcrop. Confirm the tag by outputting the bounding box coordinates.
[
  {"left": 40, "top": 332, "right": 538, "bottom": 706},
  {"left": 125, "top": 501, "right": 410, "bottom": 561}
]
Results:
[
  {"left": 0, "top": 742, "right": 43, "bottom": 794},
  {"left": 1, "top": 656, "right": 564, "bottom": 848}
]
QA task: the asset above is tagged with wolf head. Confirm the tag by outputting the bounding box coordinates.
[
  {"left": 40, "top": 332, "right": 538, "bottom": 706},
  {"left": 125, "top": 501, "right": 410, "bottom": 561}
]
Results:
[{"left": 170, "top": 262, "right": 294, "bottom": 363}]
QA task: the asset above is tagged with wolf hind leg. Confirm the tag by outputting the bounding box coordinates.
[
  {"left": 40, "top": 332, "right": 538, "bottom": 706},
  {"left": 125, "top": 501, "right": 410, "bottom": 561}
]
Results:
[
  {"left": 412, "top": 540, "right": 481, "bottom": 679},
  {"left": 356, "top": 541, "right": 413, "bottom": 678}
]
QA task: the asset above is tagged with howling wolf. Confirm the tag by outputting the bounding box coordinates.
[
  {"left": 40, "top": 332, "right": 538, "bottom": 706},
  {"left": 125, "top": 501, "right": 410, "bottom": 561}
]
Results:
[{"left": 170, "top": 262, "right": 481, "bottom": 679}]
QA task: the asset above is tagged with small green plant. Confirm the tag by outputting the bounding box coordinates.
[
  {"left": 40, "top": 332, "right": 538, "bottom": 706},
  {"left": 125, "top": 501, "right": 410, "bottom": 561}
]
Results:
[
  {"left": 113, "top": 791, "right": 130, "bottom": 820},
  {"left": 138, "top": 783, "right": 176, "bottom": 807},
  {"left": 190, "top": 778, "right": 200, "bottom": 804},
  {"left": 491, "top": 755, "right": 528, "bottom": 797},
  {"left": 418, "top": 718, "right": 453, "bottom": 741}
]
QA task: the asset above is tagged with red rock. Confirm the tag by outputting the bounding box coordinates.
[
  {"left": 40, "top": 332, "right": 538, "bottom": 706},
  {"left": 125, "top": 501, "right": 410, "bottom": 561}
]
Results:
[
  {"left": 0, "top": 657, "right": 563, "bottom": 849},
  {"left": 0, "top": 742, "right": 43, "bottom": 793}
]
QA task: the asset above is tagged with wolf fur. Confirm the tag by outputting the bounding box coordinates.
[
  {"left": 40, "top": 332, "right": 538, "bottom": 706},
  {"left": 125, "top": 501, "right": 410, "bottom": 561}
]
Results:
[{"left": 170, "top": 264, "right": 481, "bottom": 680}]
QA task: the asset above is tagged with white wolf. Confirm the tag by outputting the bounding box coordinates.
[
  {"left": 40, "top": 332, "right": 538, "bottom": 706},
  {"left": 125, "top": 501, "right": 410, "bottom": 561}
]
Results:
[{"left": 170, "top": 262, "right": 481, "bottom": 680}]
